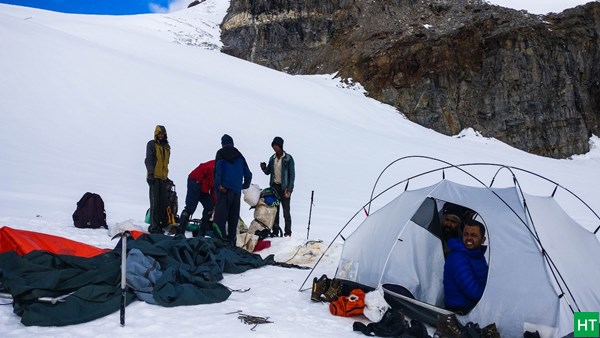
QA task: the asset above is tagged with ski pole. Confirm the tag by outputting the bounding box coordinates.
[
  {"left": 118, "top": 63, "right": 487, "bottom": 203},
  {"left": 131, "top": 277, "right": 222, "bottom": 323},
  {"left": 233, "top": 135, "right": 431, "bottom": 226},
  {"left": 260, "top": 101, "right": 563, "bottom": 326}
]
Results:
[
  {"left": 307, "top": 190, "right": 314, "bottom": 240},
  {"left": 120, "top": 231, "right": 129, "bottom": 327}
]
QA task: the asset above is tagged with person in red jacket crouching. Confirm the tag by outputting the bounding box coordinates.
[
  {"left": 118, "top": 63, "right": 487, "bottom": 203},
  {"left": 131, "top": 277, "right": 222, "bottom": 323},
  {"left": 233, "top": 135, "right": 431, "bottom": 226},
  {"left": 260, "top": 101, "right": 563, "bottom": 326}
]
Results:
[{"left": 178, "top": 160, "right": 216, "bottom": 236}]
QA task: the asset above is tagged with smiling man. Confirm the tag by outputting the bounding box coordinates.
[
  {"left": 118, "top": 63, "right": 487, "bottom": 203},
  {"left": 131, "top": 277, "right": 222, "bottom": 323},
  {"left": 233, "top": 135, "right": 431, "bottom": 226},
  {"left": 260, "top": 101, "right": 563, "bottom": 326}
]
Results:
[{"left": 443, "top": 219, "right": 489, "bottom": 315}]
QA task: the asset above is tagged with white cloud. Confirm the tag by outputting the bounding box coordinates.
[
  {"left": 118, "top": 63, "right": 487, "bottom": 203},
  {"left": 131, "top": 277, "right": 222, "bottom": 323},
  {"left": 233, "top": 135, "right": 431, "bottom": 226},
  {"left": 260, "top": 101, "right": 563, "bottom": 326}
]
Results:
[{"left": 150, "top": 0, "right": 194, "bottom": 13}]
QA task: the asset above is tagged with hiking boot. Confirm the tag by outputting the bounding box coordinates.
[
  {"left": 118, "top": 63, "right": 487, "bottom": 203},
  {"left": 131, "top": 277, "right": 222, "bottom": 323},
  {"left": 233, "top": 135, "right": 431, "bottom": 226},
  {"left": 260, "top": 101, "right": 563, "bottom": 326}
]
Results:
[
  {"left": 435, "top": 314, "right": 464, "bottom": 338},
  {"left": 284, "top": 232, "right": 291, "bottom": 237},
  {"left": 271, "top": 225, "right": 283, "bottom": 237},
  {"left": 481, "top": 323, "right": 501, "bottom": 338},
  {"left": 178, "top": 210, "right": 190, "bottom": 235},
  {"left": 320, "top": 278, "right": 342, "bottom": 302},
  {"left": 311, "top": 274, "right": 330, "bottom": 302}
]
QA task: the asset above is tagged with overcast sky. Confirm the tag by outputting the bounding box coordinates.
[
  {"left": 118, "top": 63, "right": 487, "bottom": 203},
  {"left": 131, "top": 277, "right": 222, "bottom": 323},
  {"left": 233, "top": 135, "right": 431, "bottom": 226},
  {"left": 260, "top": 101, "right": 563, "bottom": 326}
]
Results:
[{"left": 0, "top": 0, "right": 596, "bottom": 15}]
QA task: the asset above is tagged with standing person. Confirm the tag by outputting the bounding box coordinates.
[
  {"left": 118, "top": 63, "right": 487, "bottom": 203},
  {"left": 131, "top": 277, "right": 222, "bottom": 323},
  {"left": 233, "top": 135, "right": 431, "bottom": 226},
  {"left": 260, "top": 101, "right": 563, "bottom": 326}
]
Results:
[
  {"left": 178, "top": 160, "right": 216, "bottom": 236},
  {"left": 145, "top": 125, "right": 171, "bottom": 234},
  {"left": 260, "top": 136, "right": 295, "bottom": 237},
  {"left": 443, "top": 220, "right": 489, "bottom": 315},
  {"left": 213, "top": 134, "right": 252, "bottom": 245}
]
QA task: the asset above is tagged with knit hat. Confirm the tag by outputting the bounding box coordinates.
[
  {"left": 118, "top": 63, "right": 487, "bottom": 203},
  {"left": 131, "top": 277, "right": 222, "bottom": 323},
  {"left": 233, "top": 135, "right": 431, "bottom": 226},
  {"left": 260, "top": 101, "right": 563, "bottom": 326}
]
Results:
[
  {"left": 271, "top": 136, "right": 284, "bottom": 149},
  {"left": 221, "top": 134, "right": 234, "bottom": 146}
]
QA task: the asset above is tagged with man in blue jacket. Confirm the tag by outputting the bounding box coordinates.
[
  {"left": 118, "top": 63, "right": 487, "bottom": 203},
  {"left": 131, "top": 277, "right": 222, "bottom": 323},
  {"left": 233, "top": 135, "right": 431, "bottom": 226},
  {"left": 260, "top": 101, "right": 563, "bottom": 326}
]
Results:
[
  {"left": 214, "top": 134, "right": 252, "bottom": 245},
  {"left": 443, "top": 219, "right": 488, "bottom": 314}
]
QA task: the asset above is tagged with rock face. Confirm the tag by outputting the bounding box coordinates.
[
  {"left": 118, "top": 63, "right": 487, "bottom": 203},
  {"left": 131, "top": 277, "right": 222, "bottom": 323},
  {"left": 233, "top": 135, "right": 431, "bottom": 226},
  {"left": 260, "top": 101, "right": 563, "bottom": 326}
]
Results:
[{"left": 221, "top": 0, "right": 600, "bottom": 158}]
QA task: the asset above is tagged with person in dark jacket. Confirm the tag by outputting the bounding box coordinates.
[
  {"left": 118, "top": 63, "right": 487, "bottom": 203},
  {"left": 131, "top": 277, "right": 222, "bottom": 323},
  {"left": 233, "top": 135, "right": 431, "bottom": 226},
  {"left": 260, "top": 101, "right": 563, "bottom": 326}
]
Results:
[
  {"left": 443, "top": 219, "right": 488, "bottom": 314},
  {"left": 213, "top": 134, "right": 252, "bottom": 245},
  {"left": 260, "top": 136, "right": 295, "bottom": 237},
  {"left": 440, "top": 203, "right": 464, "bottom": 258},
  {"left": 144, "top": 125, "right": 171, "bottom": 234},
  {"left": 178, "top": 160, "right": 216, "bottom": 236}
]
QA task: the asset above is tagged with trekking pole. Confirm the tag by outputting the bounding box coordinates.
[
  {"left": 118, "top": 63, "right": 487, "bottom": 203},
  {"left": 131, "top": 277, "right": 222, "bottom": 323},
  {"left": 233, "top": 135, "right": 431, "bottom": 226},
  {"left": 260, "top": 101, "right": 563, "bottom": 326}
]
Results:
[
  {"left": 119, "top": 231, "right": 129, "bottom": 327},
  {"left": 307, "top": 190, "right": 314, "bottom": 240}
]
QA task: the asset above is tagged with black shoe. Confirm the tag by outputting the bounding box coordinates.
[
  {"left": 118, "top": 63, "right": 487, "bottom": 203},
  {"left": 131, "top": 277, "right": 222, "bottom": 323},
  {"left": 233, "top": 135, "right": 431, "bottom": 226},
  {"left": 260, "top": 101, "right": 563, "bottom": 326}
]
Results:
[
  {"left": 271, "top": 225, "right": 283, "bottom": 237},
  {"left": 178, "top": 210, "right": 190, "bottom": 234}
]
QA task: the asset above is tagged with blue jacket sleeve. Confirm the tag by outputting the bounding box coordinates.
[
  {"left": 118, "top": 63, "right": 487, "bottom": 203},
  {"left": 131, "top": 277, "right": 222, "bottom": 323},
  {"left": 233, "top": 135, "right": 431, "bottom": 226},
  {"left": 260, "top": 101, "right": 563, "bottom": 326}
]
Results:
[
  {"left": 262, "top": 156, "right": 272, "bottom": 175},
  {"left": 242, "top": 160, "right": 252, "bottom": 190},
  {"left": 288, "top": 155, "right": 295, "bottom": 191}
]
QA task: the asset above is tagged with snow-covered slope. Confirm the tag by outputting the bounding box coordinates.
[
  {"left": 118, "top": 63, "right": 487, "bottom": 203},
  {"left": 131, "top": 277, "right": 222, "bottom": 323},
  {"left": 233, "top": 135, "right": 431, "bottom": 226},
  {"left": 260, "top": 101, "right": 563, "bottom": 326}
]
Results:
[{"left": 1, "top": 1, "right": 599, "bottom": 337}]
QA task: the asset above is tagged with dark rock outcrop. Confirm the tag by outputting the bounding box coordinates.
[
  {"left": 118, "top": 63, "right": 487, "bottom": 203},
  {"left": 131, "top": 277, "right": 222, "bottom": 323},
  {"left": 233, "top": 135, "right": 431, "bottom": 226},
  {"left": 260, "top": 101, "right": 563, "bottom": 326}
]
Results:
[{"left": 221, "top": 0, "right": 600, "bottom": 158}]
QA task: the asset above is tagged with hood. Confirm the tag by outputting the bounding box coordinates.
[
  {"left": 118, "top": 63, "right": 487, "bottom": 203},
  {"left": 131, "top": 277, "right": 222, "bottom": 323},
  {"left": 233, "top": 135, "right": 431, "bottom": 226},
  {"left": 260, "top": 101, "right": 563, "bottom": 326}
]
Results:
[
  {"left": 217, "top": 146, "right": 241, "bottom": 163},
  {"left": 154, "top": 125, "right": 168, "bottom": 143}
]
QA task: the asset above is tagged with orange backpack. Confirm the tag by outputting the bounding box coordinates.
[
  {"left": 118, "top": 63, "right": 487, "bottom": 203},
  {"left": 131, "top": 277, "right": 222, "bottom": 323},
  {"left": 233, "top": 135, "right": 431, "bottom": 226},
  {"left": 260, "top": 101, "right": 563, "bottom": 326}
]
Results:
[{"left": 329, "top": 289, "right": 366, "bottom": 317}]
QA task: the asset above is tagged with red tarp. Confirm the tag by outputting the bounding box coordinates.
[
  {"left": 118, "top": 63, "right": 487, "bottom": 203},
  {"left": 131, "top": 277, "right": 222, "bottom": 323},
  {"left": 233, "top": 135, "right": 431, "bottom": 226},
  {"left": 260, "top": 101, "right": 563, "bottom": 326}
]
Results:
[{"left": 0, "top": 226, "right": 146, "bottom": 258}]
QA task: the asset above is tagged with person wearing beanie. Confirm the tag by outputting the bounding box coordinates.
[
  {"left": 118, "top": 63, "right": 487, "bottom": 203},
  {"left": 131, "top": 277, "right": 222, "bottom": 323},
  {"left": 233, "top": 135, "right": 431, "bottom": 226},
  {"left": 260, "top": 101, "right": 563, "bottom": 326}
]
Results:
[
  {"left": 260, "top": 136, "right": 295, "bottom": 237},
  {"left": 440, "top": 202, "right": 470, "bottom": 257},
  {"left": 144, "top": 125, "right": 171, "bottom": 234},
  {"left": 214, "top": 134, "right": 252, "bottom": 245},
  {"left": 221, "top": 134, "right": 234, "bottom": 147}
]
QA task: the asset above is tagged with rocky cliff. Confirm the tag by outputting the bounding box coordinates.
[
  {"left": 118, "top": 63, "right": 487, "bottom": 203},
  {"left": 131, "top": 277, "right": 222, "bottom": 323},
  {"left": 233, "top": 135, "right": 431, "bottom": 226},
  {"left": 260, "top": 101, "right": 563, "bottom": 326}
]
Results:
[{"left": 220, "top": 0, "right": 600, "bottom": 158}]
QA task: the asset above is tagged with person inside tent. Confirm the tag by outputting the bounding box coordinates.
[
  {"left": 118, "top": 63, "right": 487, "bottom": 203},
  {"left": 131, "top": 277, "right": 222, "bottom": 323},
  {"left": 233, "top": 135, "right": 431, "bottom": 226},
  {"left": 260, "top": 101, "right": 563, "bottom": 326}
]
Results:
[
  {"left": 443, "top": 219, "right": 488, "bottom": 315},
  {"left": 440, "top": 203, "right": 465, "bottom": 257}
]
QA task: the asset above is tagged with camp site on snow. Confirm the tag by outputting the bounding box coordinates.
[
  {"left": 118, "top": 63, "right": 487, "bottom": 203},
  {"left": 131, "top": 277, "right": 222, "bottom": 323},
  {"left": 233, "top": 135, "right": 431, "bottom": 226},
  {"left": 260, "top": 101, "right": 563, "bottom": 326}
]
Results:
[{"left": 1, "top": 157, "right": 599, "bottom": 338}]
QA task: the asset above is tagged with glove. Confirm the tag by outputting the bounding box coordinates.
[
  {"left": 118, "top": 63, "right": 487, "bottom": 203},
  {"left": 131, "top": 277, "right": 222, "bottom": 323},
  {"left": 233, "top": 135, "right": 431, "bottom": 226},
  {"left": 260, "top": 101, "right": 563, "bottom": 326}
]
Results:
[
  {"left": 147, "top": 175, "right": 155, "bottom": 184},
  {"left": 260, "top": 162, "right": 267, "bottom": 170}
]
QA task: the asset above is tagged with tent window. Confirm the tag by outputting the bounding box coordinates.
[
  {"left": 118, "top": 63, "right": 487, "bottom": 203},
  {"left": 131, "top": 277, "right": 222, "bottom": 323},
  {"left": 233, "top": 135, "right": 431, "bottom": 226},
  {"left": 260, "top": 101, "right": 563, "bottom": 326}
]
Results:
[{"left": 410, "top": 197, "right": 441, "bottom": 238}]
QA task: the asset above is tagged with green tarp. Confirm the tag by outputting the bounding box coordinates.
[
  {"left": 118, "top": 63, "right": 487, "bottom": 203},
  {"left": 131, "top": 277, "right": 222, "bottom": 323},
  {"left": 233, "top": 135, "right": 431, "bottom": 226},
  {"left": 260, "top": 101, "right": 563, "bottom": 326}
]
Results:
[{"left": 0, "top": 234, "right": 274, "bottom": 326}]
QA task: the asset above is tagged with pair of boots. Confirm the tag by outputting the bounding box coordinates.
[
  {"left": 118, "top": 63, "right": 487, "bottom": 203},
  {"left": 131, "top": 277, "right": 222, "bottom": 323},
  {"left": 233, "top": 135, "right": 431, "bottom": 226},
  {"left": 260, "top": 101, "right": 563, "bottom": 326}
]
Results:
[
  {"left": 179, "top": 210, "right": 212, "bottom": 237},
  {"left": 311, "top": 275, "right": 343, "bottom": 302}
]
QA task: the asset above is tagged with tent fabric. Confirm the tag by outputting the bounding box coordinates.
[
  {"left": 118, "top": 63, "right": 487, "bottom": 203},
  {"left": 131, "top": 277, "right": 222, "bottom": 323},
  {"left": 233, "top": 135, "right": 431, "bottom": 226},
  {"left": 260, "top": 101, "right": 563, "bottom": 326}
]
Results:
[
  {"left": 335, "top": 179, "right": 600, "bottom": 338},
  {"left": 0, "top": 226, "right": 110, "bottom": 257},
  {"left": 0, "top": 232, "right": 275, "bottom": 326}
]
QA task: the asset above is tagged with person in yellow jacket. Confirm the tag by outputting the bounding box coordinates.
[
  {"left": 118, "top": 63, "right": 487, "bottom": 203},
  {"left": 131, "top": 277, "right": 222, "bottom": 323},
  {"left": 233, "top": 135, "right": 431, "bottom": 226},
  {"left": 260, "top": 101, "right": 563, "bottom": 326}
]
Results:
[{"left": 145, "top": 125, "right": 171, "bottom": 233}]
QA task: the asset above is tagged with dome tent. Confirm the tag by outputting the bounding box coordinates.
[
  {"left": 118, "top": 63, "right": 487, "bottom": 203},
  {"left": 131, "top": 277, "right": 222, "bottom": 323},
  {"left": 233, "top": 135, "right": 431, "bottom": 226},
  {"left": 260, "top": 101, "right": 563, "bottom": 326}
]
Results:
[{"left": 304, "top": 157, "right": 600, "bottom": 338}]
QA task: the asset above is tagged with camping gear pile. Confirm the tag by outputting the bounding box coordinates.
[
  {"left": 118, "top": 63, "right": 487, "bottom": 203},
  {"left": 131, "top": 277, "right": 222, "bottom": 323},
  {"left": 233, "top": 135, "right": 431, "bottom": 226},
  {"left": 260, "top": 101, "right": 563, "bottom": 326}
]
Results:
[
  {"left": 238, "top": 185, "right": 279, "bottom": 252},
  {"left": 0, "top": 227, "right": 275, "bottom": 326},
  {"left": 304, "top": 157, "right": 600, "bottom": 338}
]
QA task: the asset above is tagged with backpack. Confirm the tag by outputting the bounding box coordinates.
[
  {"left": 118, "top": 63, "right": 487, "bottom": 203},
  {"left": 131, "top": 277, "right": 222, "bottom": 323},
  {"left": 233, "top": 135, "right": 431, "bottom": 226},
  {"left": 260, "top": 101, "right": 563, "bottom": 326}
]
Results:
[
  {"left": 165, "top": 179, "right": 178, "bottom": 225},
  {"left": 73, "top": 192, "right": 108, "bottom": 229}
]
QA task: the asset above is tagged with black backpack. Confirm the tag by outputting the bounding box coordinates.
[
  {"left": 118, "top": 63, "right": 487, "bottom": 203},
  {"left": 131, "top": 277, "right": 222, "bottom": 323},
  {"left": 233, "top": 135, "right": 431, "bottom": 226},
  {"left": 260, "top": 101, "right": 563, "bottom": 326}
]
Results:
[{"left": 73, "top": 192, "right": 108, "bottom": 229}]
